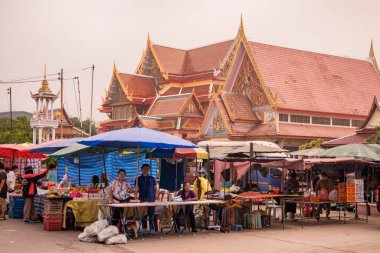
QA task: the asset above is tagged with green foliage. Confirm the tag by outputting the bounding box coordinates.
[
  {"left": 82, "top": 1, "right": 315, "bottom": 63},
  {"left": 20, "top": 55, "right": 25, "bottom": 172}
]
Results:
[
  {"left": 0, "top": 116, "right": 32, "bottom": 144},
  {"left": 299, "top": 139, "right": 325, "bottom": 150},
  {"left": 70, "top": 117, "right": 96, "bottom": 136},
  {"left": 42, "top": 157, "right": 57, "bottom": 166}
]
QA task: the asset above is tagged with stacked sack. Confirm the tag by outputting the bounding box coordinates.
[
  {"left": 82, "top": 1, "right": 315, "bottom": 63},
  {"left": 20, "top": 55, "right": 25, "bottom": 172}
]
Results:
[{"left": 78, "top": 220, "right": 128, "bottom": 245}]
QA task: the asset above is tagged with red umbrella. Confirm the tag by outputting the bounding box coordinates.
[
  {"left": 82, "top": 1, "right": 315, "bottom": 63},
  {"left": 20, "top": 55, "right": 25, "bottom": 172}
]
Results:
[{"left": 0, "top": 144, "right": 46, "bottom": 164}]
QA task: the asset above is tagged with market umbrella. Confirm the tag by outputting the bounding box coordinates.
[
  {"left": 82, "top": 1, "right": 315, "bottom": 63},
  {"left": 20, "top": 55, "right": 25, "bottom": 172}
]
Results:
[
  {"left": 28, "top": 138, "right": 84, "bottom": 154},
  {"left": 79, "top": 127, "right": 198, "bottom": 188},
  {"left": 315, "top": 144, "right": 380, "bottom": 161},
  {"left": 147, "top": 147, "right": 208, "bottom": 159},
  {"left": 0, "top": 144, "right": 46, "bottom": 165},
  {"left": 290, "top": 148, "right": 325, "bottom": 157}
]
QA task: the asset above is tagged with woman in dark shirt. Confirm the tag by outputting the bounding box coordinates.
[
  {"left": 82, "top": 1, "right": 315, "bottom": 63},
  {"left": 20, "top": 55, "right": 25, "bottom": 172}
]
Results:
[{"left": 176, "top": 181, "right": 197, "bottom": 232}]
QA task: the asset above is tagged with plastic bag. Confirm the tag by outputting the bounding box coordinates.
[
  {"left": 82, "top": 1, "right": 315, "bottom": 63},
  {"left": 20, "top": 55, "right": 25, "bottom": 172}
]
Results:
[
  {"left": 328, "top": 189, "right": 338, "bottom": 202},
  {"left": 97, "top": 225, "right": 119, "bottom": 242},
  {"left": 319, "top": 189, "right": 329, "bottom": 201},
  {"left": 105, "top": 234, "right": 128, "bottom": 245},
  {"left": 79, "top": 236, "right": 99, "bottom": 243},
  {"left": 80, "top": 219, "right": 109, "bottom": 239}
]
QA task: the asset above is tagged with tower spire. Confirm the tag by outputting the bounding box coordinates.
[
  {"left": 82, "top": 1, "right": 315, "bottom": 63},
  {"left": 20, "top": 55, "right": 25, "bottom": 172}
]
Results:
[
  {"left": 147, "top": 33, "right": 151, "bottom": 45},
  {"left": 370, "top": 39, "right": 375, "bottom": 57},
  {"left": 38, "top": 65, "right": 52, "bottom": 94},
  {"left": 44, "top": 64, "right": 47, "bottom": 80}
]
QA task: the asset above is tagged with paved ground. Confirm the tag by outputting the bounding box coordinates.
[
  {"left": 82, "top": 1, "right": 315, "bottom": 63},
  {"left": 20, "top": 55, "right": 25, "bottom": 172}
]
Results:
[{"left": 1, "top": 214, "right": 380, "bottom": 253}]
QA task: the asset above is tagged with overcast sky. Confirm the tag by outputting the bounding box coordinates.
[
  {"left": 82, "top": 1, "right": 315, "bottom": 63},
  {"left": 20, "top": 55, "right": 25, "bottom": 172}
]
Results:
[{"left": 0, "top": 0, "right": 379, "bottom": 123}]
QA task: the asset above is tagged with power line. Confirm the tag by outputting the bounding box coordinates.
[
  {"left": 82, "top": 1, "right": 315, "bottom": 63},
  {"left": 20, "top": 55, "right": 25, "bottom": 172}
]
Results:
[
  {"left": 72, "top": 77, "right": 80, "bottom": 119},
  {"left": 0, "top": 65, "right": 93, "bottom": 83},
  {"left": 0, "top": 77, "right": 77, "bottom": 85}
]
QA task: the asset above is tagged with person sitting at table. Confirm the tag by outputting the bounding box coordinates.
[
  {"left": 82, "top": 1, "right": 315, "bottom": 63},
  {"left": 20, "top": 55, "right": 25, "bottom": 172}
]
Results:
[
  {"left": 136, "top": 164, "right": 158, "bottom": 233},
  {"left": 315, "top": 172, "right": 334, "bottom": 221},
  {"left": 193, "top": 167, "right": 212, "bottom": 200},
  {"left": 109, "top": 169, "right": 131, "bottom": 226},
  {"left": 175, "top": 181, "right": 198, "bottom": 233},
  {"left": 91, "top": 175, "right": 100, "bottom": 190}
]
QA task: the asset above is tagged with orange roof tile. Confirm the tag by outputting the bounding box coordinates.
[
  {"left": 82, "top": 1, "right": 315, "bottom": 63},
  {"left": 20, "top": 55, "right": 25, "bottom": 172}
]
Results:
[
  {"left": 151, "top": 40, "right": 233, "bottom": 81},
  {"left": 323, "top": 131, "right": 375, "bottom": 147},
  {"left": 245, "top": 123, "right": 355, "bottom": 139},
  {"left": 118, "top": 73, "right": 157, "bottom": 98},
  {"left": 249, "top": 42, "right": 380, "bottom": 116},
  {"left": 148, "top": 94, "right": 189, "bottom": 117},
  {"left": 223, "top": 93, "right": 260, "bottom": 122}
]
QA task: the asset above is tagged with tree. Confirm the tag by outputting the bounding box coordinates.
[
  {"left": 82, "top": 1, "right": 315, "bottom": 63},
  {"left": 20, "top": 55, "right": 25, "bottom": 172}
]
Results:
[
  {"left": 299, "top": 139, "right": 325, "bottom": 150},
  {"left": 0, "top": 116, "right": 33, "bottom": 144},
  {"left": 70, "top": 117, "right": 96, "bottom": 136}
]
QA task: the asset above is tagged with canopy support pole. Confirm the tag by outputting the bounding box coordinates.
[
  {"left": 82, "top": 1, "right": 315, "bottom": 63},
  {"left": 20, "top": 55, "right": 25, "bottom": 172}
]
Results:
[
  {"left": 175, "top": 160, "right": 178, "bottom": 192},
  {"left": 102, "top": 148, "right": 107, "bottom": 184},
  {"left": 136, "top": 144, "right": 140, "bottom": 190},
  {"left": 78, "top": 155, "right": 81, "bottom": 186}
]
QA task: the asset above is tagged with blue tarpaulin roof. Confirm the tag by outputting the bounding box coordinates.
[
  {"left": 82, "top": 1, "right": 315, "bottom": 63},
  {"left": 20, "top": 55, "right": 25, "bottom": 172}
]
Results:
[{"left": 57, "top": 152, "right": 157, "bottom": 187}]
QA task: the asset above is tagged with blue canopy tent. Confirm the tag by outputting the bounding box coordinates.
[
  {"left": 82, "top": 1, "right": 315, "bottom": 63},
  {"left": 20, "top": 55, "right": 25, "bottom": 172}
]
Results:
[
  {"left": 79, "top": 128, "right": 198, "bottom": 189},
  {"left": 57, "top": 152, "right": 157, "bottom": 187},
  {"left": 29, "top": 138, "right": 84, "bottom": 154}
]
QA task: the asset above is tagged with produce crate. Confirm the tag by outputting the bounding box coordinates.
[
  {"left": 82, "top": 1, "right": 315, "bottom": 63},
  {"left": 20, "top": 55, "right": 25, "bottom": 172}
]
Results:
[
  {"left": 346, "top": 195, "right": 356, "bottom": 203},
  {"left": 338, "top": 197, "right": 346, "bottom": 203},
  {"left": 10, "top": 196, "right": 25, "bottom": 209},
  {"left": 44, "top": 200, "right": 63, "bottom": 213},
  {"left": 8, "top": 207, "right": 23, "bottom": 219},
  {"left": 43, "top": 220, "right": 62, "bottom": 231},
  {"left": 43, "top": 212, "right": 63, "bottom": 231}
]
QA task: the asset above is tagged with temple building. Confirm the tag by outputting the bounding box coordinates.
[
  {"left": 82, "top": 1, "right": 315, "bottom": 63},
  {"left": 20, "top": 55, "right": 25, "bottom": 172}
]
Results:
[
  {"left": 323, "top": 96, "right": 380, "bottom": 147},
  {"left": 99, "top": 18, "right": 380, "bottom": 149}
]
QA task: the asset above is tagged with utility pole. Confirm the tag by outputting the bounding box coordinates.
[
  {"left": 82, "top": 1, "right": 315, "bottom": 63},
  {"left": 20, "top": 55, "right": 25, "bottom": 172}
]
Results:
[
  {"left": 60, "top": 69, "right": 63, "bottom": 139},
  {"left": 77, "top": 77, "right": 83, "bottom": 130},
  {"left": 7, "top": 87, "right": 12, "bottom": 132},
  {"left": 89, "top": 64, "right": 94, "bottom": 136}
]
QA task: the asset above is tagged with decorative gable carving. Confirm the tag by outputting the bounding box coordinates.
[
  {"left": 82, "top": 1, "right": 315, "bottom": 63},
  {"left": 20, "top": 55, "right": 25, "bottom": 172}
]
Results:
[
  {"left": 232, "top": 54, "right": 270, "bottom": 106},
  {"left": 108, "top": 78, "right": 128, "bottom": 104},
  {"left": 217, "top": 42, "right": 239, "bottom": 80},
  {"left": 137, "top": 47, "right": 166, "bottom": 84},
  {"left": 205, "top": 107, "right": 228, "bottom": 136}
]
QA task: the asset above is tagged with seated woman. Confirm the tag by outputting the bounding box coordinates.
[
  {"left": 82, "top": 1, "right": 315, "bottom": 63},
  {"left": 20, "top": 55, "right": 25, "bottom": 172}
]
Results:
[
  {"left": 91, "top": 175, "right": 100, "bottom": 190},
  {"left": 175, "top": 181, "right": 198, "bottom": 233}
]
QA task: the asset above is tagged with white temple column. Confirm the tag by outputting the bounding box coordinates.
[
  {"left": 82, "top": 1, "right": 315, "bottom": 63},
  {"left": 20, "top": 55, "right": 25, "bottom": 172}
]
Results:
[
  {"left": 50, "top": 99, "right": 54, "bottom": 120},
  {"left": 35, "top": 98, "right": 38, "bottom": 119},
  {"left": 33, "top": 128, "right": 36, "bottom": 144},
  {"left": 46, "top": 128, "right": 50, "bottom": 141},
  {"left": 52, "top": 128, "right": 56, "bottom": 141},
  {"left": 38, "top": 128, "right": 42, "bottom": 144}
]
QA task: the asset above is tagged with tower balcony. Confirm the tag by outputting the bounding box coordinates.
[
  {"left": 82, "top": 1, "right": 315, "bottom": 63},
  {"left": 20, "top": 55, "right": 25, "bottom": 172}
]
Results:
[{"left": 30, "top": 119, "right": 59, "bottom": 128}]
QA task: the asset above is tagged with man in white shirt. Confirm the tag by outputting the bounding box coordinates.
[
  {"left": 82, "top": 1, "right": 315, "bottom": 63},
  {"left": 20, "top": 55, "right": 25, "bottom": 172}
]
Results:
[{"left": 7, "top": 165, "right": 18, "bottom": 192}]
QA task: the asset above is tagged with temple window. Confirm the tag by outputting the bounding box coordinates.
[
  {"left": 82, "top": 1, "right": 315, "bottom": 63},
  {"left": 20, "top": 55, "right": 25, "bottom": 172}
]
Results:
[
  {"left": 332, "top": 118, "right": 350, "bottom": 126},
  {"left": 351, "top": 120, "right": 364, "bottom": 128},
  {"left": 279, "top": 114, "right": 289, "bottom": 122},
  {"left": 312, "top": 117, "right": 330, "bottom": 125},
  {"left": 290, "top": 115, "right": 310, "bottom": 124}
]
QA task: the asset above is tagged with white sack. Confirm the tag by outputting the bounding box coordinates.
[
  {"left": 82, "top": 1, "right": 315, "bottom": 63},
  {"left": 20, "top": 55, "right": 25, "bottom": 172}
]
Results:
[
  {"left": 79, "top": 219, "right": 109, "bottom": 239},
  {"left": 105, "top": 234, "right": 128, "bottom": 245},
  {"left": 97, "top": 225, "right": 119, "bottom": 242}
]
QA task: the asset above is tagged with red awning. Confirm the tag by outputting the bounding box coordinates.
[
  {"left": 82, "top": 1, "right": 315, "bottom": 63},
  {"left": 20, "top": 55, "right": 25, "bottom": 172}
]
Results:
[{"left": 0, "top": 144, "right": 46, "bottom": 159}]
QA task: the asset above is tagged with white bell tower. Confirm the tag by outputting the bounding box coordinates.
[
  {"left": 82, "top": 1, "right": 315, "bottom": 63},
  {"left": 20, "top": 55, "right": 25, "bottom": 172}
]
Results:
[{"left": 30, "top": 65, "right": 60, "bottom": 144}]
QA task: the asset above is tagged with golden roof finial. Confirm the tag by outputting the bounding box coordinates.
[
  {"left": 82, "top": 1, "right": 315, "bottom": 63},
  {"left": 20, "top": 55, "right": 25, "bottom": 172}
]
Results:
[
  {"left": 38, "top": 65, "right": 52, "bottom": 94},
  {"left": 369, "top": 39, "right": 375, "bottom": 57},
  {"left": 238, "top": 14, "right": 245, "bottom": 35},
  {"left": 147, "top": 33, "right": 151, "bottom": 45},
  {"left": 113, "top": 60, "right": 117, "bottom": 73}
]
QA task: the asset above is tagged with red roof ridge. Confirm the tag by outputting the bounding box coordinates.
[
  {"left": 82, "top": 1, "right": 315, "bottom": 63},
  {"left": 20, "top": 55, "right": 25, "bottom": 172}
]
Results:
[
  {"left": 323, "top": 132, "right": 358, "bottom": 145},
  {"left": 152, "top": 39, "right": 235, "bottom": 52},
  {"left": 118, "top": 72, "right": 155, "bottom": 79},
  {"left": 249, "top": 40, "right": 371, "bottom": 63}
]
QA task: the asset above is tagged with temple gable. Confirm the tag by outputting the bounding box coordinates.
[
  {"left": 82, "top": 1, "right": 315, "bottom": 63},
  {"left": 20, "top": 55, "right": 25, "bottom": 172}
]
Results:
[
  {"left": 232, "top": 54, "right": 270, "bottom": 106},
  {"left": 136, "top": 47, "right": 166, "bottom": 85}
]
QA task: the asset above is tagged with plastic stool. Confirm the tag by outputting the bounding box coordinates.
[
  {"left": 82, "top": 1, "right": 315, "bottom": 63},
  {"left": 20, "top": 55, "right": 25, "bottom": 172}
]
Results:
[{"left": 231, "top": 224, "right": 243, "bottom": 231}]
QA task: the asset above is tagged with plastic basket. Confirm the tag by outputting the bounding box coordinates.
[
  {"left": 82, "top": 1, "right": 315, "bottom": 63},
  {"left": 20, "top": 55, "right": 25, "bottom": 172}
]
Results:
[
  {"left": 44, "top": 200, "right": 63, "bottom": 213},
  {"left": 10, "top": 196, "right": 25, "bottom": 209},
  {"left": 43, "top": 212, "right": 63, "bottom": 221},
  {"left": 43, "top": 220, "right": 62, "bottom": 231},
  {"left": 8, "top": 208, "right": 23, "bottom": 219},
  {"left": 346, "top": 186, "right": 355, "bottom": 194}
]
